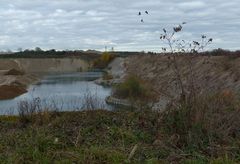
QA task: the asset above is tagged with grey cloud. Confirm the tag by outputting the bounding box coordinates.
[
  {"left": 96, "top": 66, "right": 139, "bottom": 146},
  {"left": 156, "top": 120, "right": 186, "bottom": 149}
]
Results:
[
  {"left": 178, "top": 1, "right": 206, "bottom": 10},
  {"left": 0, "top": 0, "right": 239, "bottom": 51}
]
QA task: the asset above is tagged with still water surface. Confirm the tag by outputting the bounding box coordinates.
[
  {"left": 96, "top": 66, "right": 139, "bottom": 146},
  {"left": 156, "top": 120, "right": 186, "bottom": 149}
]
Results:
[{"left": 0, "top": 72, "right": 111, "bottom": 115}]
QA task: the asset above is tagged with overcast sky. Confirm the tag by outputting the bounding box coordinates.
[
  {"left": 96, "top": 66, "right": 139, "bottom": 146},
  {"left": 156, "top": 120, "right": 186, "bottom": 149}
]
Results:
[{"left": 0, "top": 0, "right": 239, "bottom": 52}]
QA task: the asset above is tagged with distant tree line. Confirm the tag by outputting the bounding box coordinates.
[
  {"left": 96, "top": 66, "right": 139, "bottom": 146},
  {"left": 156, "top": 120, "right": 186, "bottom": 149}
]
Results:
[
  {"left": 0, "top": 48, "right": 100, "bottom": 60},
  {"left": 0, "top": 47, "right": 239, "bottom": 59}
]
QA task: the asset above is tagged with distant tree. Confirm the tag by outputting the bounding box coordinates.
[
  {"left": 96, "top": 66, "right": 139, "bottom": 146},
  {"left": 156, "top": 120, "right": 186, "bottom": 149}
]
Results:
[
  {"left": 49, "top": 49, "right": 56, "bottom": 52},
  {"left": 93, "top": 52, "right": 115, "bottom": 69},
  {"left": 35, "top": 47, "right": 42, "bottom": 52},
  {"left": 48, "top": 49, "right": 56, "bottom": 55},
  {"left": 24, "top": 49, "right": 30, "bottom": 52}
]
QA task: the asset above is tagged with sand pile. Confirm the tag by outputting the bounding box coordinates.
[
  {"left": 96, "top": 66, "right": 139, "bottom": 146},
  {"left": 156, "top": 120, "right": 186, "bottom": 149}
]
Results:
[
  {"left": 0, "top": 68, "right": 38, "bottom": 100},
  {"left": 0, "top": 84, "right": 27, "bottom": 100},
  {"left": 4, "top": 69, "right": 25, "bottom": 76}
]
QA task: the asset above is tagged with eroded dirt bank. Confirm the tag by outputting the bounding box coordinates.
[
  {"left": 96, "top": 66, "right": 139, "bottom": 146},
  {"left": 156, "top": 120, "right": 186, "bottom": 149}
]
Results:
[
  {"left": 106, "top": 55, "right": 240, "bottom": 110},
  {"left": 0, "top": 58, "right": 90, "bottom": 100},
  {"left": 125, "top": 55, "right": 240, "bottom": 109},
  {"left": 0, "top": 58, "right": 90, "bottom": 73}
]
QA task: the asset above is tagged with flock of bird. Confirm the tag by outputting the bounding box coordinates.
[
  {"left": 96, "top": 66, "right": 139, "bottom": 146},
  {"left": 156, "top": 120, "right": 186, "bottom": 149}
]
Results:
[
  {"left": 138, "top": 10, "right": 187, "bottom": 28},
  {"left": 138, "top": 11, "right": 149, "bottom": 23}
]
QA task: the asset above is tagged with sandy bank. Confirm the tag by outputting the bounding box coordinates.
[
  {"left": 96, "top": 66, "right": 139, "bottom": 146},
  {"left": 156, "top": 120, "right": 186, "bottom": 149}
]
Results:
[
  {"left": 0, "top": 57, "right": 91, "bottom": 100},
  {"left": 0, "top": 58, "right": 90, "bottom": 73},
  {"left": 0, "top": 74, "right": 38, "bottom": 100},
  {"left": 125, "top": 55, "right": 240, "bottom": 110},
  {"left": 101, "top": 55, "right": 240, "bottom": 110}
]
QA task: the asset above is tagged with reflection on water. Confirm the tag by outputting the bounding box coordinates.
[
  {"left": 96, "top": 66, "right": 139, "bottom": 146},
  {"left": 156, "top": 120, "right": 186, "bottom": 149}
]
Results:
[
  {"left": 38, "top": 72, "right": 101, "bottom": 85},
  {"left": 0, "top": 72, "right": 111, "bottom": 115}
]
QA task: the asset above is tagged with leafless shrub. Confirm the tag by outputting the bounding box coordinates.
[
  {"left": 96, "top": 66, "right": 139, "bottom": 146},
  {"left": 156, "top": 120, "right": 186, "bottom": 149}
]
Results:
[
  {"left": 18, "top": 98, "right": 41, "bottom": 123},
  {"left": 17, "top": 98, "right": 53, "bottom": 126},
  {"left": 159, "top": 22, "right": 213, "bottom": 103},
  {"left": 81, "top": 88, "right": 106, "bottom": 110},
  {"left": 157, "top": 22, "right": 240, "bottom": 157}
]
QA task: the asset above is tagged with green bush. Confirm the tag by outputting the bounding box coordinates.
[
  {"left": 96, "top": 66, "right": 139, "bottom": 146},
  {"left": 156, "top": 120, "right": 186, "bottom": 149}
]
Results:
[
  {"left": 113, "top": 75, "right": 155, "bottom": 102},
  {"left": 102, "top": 72, "right": 113, "bottom": 80}
]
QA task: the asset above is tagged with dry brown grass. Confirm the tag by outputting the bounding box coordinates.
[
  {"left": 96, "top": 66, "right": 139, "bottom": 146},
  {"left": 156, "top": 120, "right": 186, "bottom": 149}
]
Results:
[{"left": 161, "top": 89, "right": 240, "bottom": 159}]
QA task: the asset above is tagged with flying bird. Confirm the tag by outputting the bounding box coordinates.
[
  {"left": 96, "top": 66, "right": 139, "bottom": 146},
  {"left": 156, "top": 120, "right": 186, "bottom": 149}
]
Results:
[
  {"left": 182, "top": 22, "right": 187, "bottom": 24},
  {"left": 138, "top": 10, "right": 149, "bottom": 23}
]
